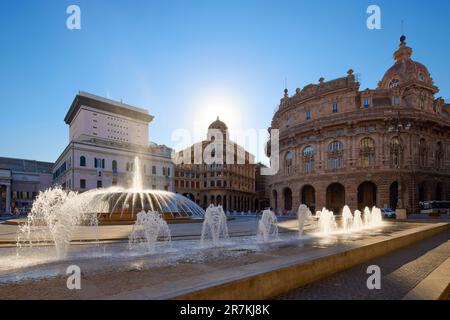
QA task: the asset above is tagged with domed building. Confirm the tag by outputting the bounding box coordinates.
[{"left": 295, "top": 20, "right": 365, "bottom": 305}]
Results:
[
  {"left": 174, "top": 117, "right": 257, "bottom": 211},
  {"left": 267, "top": 36, "right": 450, "bottom": 214}
]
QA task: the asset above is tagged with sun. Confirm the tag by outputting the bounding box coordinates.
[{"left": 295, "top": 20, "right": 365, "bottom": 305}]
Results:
[{"left": 189, "top": 89, "right": 246, "bottom": 138}]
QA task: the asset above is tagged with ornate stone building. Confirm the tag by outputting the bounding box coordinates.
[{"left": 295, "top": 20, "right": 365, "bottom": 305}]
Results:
[
  {"left": 174, "top": 118, "right": 256, "bottom": 211},
  {"left": 268, "top": 36, "right": 450, "bottom": 214}
]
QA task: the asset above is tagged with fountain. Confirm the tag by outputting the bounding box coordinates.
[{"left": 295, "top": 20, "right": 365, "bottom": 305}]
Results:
[
  {"left": 17, "top": 186, "right": 99, "bottom": 259},
  {"left": 342, "top": 205, "right": 354, "bottom": 232},
  {"left": 257, "top": 209, "right": 279, "bottom": 242},
  {"left": 297, "top": 205, "right": 312, "bottom": 236},
  {"left": 129, "top": 211, "right": 171, "bottom": 252},
  {"left": 16, "top": 156, "right": 204, "bottom": 258},
  {"left": 370, "top": 206, "right": 383, "bottom": 227},
  {"left": 352, "top": 210, "right": 364, "bottom": 230},
  {"left": 363, "top": 207, "right": 372, "bottom": 227},
  {"left": 201, "top": 205, "right": 229, "bottom": 246},
  {"left": 317, "top": 208, "right": 337, "bottom": 235}
]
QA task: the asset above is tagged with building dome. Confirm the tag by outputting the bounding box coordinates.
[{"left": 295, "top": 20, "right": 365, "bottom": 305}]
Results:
[
  {"left": 208, "top": 117, "right": 228, "bottom": 131},
  {"left": 378, "top": 36, "right": 434, "bottom": 89}
]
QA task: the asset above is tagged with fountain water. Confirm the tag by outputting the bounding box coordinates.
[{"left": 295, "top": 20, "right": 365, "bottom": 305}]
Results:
[
  {"left": 370, "top": 206, "right": 383, "bottom": 227},
  {"left": 257, "top": 210, "right": 279, "bottom": 242},
  {"left": 16, "top": 156, "right": 204, "bottom": 259},
  {"left": 129, "top": 211, "right": 171, "bottom": 252},
  {"left": 363, "top": 207, "right": 372, "bottom": 227},
  {"left": 342, "top": 205, "right": 354, "bottom": 232},
  {"left": 297, "top": 205, "right": 312, "bottom": 236},
  {"left": 201, "top": 205, "right": 229, "bottom": 246},
  {"left": 317, "top": 208, "right": 337, "bottom": 235},
  {"left": 17, "top": 186, "right": 99, "bottom": 259},
  {"left": 352, "top": 210, "right": 364, "bottom": 230}
]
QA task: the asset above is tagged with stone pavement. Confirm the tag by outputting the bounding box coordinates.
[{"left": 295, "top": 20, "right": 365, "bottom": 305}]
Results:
[{"left": 275, "top": 230, "right": 450, "bottom": 300}]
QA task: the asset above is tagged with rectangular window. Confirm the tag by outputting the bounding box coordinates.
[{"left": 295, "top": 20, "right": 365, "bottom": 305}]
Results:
[
  {"left": 80, "top": 179, "right": 86, "bottom": 189},
  {"left": 306, "top": 111, "right": 311, "bottom": 120},
  {"left": 210, "top": 181, "right": 215, "bottom": 187},
  {"left": 152, "top": 166, "right": 156, "bottom": 175},
  {"left": 97, "top": 180, "right": 102, "bottom": 188},
  {"left": 363, "top": 98, "right": 370, "bottom": 107},
  {"left": 393, "top": 96, "right": 399, "bottom": 106},
  {"left": 332, "top": 102, "right": 338, "bottom": 113}
]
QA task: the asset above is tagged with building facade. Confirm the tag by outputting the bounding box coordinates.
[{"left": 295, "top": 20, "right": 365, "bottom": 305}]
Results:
[
  {"left": 0, "top": 157, "right": 53, "bottom": 213},
  {"left": 268, "top": 36, "right": 450, "bottom": 214},
  {"left": 53, "top": 92, "right": 174, "bottom": 192},
  {"left": 255, "top": 163, "right": 270, "bottom": 211},
  {"left": 174, "top": 118, "right": 257, "bottom": 211}
]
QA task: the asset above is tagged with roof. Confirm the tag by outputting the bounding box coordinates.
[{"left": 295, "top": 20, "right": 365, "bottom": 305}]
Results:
[
  {"left": 64, "top": 91, "right": 154, "bottom": 124},
  {"left": 208, "top": 117, "right": 228, "bottom": 131},
  {"left": 0, "top": 157, "right": 53, "bottom": 174}
]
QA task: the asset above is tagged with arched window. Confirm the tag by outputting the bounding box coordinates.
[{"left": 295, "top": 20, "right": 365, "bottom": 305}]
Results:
[
  {"left": 419, "top": 139, "right": 427, "bottom": 167},
  {"left": 359, "top": 137, "right": 375, "bottom": 167},
  {"left": 80, "top": 156, "right": 86, "bottom": 167},
  {"left": 328, "top": 141, "right": 343, "bottom": 170},
  {"left": 112, "top": 160, "right": 118, "bottom": 173},
  {"left": 303, "top": 146, "right": 315, "bottom": 173},
  {"left": 389, "top": 78, "right": 400, "bottom": 88},
  {"left": 390, "top": 137, "right": 402, "bottom": 167},
  {"left": 418, "top": 72, "right": 424, "bottom": 81},
  {"left": 436, "top": 142, "right": 443, "bottom": 169},
  {"left": 285, "top": 151, "right": 294, "bottom": 174}
]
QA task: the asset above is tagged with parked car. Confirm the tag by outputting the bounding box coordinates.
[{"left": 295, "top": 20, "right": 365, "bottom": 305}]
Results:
[{"left": 381, "top": 208, "right": 396, "bottom": 219}]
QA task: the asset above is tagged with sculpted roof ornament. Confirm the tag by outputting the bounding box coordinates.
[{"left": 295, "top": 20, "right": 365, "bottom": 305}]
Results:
[{"left": 378, "top": 36, "right": 436, "bottom": 91}]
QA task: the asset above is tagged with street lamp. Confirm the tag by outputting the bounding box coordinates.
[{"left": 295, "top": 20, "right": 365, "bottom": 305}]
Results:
[{"left": 388, "top": 93, "right": 410, "bottom": 219}]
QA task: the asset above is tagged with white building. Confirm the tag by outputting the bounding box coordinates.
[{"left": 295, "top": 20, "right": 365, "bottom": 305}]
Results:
[{"left": 53, "top": 92, "right": 174, "bottom": 192}]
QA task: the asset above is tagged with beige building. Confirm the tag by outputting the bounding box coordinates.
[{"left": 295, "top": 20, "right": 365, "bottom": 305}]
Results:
[
  {"left": 0, "top": 157, "right": 53, "bottom": 214},
  {"left": 268, "top": 36, "right": 450, "bottom": 214},
  {"left": 174, "top": 118, "right": 257, "bottom": 211},
  {"left": 53, "top": 92, "right": 174, "bottom": 192}
]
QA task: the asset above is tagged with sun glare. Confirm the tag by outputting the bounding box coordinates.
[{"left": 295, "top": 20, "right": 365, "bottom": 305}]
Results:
[{"left": 189, "top": 89, "right": 246, "bottom": 138}]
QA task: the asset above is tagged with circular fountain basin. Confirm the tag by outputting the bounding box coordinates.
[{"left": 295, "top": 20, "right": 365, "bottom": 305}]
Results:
[{"left": 83, "top": 189, "right": 205, "bottom": 224}]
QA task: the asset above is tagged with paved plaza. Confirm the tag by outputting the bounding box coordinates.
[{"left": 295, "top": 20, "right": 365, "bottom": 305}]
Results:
[
  {"left": 0, "top": 218, "right": 448, "bottom": 300},
  {"left": 276, "top": 230, "right": 450, "bottom": 300}
]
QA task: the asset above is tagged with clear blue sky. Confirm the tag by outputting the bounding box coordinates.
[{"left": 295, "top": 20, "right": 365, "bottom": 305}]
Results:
[{"left": 0, "top": 0, "right": 449, "bottom": 163}]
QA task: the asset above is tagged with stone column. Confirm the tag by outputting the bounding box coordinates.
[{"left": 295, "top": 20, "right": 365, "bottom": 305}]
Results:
[
  {"left": 345, "top": 181, "right": 358, "bottom": 212},
  {"left": 292, "top": 186, "right": 301, "bottom": 212},
  {"left": 5, "top": 185, "right": 11, "bottom": 214},
  {"left": 315, "top": 182, "right": 326, "bottom": 212}
]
